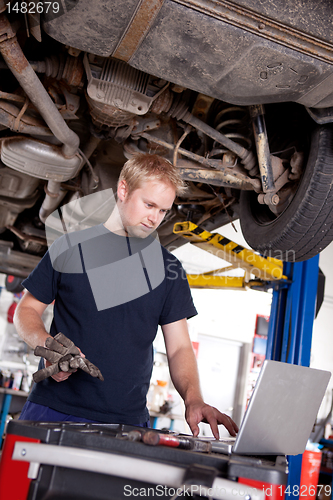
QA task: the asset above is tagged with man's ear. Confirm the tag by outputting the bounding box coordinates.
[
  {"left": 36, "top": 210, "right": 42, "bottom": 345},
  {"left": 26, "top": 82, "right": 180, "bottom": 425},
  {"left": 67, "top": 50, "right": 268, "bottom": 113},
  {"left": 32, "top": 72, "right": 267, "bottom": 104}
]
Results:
[{"left": 117, "top": 180, "right": 128, "bottom": 202}]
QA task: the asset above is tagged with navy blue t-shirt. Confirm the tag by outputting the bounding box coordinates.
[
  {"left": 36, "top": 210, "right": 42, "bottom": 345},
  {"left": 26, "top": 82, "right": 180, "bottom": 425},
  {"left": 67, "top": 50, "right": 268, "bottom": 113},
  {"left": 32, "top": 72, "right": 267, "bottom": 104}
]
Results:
[{"left": 23, "top": 224, "right": 197, "bottom": 424}]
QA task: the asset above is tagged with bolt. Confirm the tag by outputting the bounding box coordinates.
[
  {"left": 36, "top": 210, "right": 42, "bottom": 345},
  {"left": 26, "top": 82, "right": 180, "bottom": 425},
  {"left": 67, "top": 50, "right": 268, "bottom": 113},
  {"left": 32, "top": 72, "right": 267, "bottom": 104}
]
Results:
[
  {"left": 223, "top": 152, "right": 237, "bottom": 167},
  {"left": 21, "top": 449, "right": 26, "bottom": 456},
  {"left": 269, "top": 194, "right": 280, "bottom": 205},
  {"left": 257, "top": 193, "right": 265, "bottom": 204},
  {"left": 258, "top": 23, "right": 265, "bottom": 30},
  {"left": 258, "top": 193, "right": 279, "bottom": 206}
]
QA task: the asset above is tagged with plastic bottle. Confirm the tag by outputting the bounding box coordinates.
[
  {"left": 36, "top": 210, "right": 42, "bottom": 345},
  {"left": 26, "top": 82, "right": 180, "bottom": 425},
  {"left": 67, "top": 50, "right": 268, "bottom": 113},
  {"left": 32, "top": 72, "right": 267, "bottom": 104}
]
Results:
[
  {"left": 12, "top": 370, "right": 23, "bottom": 391},
  {"left": 151, "top": 380, "right": 168, "bottom": 413}
]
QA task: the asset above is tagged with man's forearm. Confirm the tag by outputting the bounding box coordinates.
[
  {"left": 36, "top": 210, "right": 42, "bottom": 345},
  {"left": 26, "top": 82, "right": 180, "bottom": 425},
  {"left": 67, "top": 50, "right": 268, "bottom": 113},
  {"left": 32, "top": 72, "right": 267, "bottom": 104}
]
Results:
[
  {"left": 162, "top": 319, "right": 239, "bottom": 438},
  {"left": 14, "top": 292, "right": 51, "bottom": 350},
  {"left": 167, "top": 345, "right": 204, "bottom": 405},
  {"left": 14, "top": 305, "right": 51, "bottom": 349}
]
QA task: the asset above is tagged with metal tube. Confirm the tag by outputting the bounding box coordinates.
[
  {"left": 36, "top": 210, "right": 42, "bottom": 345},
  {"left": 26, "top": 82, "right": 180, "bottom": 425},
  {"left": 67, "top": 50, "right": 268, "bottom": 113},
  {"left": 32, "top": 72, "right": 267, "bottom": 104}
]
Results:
[
  {"left": 250, "top": 104, "right": 275, "bottom": 193},
  {"left": 80, "top": 135, "right": 101, "bottom": 163},
  {"left": 125, "top": 135, "right": 260, "bottom": 190},
  {"left": 78, "top": 135, "right": 101, "bottom": 187},
  {"left": 39, "top": 136, "right": 101, "bottom": 222},
  {"left": 182, "top": 112, "right": 256, "bottom": 172},
  {"left": 177, "top": 164, "right": 258, "bottom": 190},
  {"left": 0, "top": 13, "right": 80, "bottom": 158},
  {"left": 6, "top": 225, "right": 47, "bottom": 246},
  {"left": 0, "top": 107, "right": 52, "bottom": 136},
  {"left": 39, "top": 180, "right": 67, "bottom": 223}
]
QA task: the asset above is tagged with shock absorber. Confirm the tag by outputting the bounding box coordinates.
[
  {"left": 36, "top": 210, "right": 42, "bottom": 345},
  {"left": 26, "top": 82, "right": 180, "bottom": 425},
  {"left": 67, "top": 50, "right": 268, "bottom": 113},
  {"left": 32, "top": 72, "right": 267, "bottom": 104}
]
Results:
[{"left": 249, "top": 104, "right": 279, "bottom": 206}]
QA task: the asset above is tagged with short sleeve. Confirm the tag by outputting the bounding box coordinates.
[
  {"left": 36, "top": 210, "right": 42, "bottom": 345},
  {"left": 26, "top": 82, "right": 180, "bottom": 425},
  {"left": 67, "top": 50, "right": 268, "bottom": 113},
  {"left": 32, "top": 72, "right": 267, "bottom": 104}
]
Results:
[
  {"left": 22, "top": 250, "right": 59, "bottom": 305},
  {"left": 159, "top": 253, "right": 197, "bottom": 325}
]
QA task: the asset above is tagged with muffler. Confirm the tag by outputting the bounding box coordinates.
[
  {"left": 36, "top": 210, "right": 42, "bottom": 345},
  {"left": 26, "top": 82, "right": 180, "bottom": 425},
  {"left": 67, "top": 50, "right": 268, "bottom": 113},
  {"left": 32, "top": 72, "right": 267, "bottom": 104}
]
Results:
[{"left": 1, "top": 136, "right": 82, "bottom": 182}]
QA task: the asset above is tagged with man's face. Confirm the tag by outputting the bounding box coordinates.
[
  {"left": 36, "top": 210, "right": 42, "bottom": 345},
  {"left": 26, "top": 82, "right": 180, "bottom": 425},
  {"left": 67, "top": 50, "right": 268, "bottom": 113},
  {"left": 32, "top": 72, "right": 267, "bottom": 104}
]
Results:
[{"left": 117, "top": 178, "right": 176, "bottom": 238}]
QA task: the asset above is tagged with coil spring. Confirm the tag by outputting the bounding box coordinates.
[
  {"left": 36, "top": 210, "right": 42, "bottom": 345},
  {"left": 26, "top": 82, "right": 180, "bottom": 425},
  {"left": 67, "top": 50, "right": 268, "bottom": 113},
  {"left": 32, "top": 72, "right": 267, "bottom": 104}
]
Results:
[{"left": 209, "top": 106, "right": 252, "bottom": 160}]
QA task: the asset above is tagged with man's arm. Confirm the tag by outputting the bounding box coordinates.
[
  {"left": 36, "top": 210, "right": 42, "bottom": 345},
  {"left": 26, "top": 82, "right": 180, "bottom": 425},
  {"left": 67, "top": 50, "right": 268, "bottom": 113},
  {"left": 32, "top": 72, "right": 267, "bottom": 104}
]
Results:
[
  {"left": 14, "top": 290, "right": 51, "bottom": 349},
  {"left": 162, "top": 318, "right": 239, "bottom": 440},
  {"left": 14, "top": 291, "right": 72, "bottom": 382}
]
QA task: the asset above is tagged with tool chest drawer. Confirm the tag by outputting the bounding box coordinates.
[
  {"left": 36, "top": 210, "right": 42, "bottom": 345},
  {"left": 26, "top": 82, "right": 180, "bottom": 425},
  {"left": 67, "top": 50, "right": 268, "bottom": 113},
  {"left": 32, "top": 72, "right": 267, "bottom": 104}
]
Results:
[{"left": 0, "top": 421, "right": 288, "bottom": 500}]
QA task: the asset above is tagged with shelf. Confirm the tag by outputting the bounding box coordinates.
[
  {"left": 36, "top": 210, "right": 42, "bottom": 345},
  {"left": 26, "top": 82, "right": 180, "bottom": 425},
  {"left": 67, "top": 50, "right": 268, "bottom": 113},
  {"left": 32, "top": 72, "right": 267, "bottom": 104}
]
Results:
[{"left": 0, "top": 387, "right": 29, "bottom": 397}]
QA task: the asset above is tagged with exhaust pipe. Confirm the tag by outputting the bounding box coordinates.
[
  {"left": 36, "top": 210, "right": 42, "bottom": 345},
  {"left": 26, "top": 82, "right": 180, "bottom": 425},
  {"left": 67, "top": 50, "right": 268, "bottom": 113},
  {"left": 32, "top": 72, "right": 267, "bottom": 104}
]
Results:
[
  {"left": 0, "top": 12, "right": 83, "bottom": 223},
  {"left": 0, "top": 13, "right": 80, "bottom": 157}
]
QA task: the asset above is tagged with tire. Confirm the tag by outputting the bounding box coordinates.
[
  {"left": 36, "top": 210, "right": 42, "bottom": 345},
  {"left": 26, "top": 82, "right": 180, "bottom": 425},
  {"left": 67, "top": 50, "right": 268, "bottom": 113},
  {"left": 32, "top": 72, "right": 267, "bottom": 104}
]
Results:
[{"left": 240, "top": 125, "right": 333, "bottom": 262}]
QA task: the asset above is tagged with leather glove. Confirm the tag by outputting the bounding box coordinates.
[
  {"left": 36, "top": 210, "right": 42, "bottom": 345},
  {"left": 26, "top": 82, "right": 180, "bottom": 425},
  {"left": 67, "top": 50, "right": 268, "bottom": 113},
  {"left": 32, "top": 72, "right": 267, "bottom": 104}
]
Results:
[{"left": 33, "top": 332, "right": 104, "bottom": 383}]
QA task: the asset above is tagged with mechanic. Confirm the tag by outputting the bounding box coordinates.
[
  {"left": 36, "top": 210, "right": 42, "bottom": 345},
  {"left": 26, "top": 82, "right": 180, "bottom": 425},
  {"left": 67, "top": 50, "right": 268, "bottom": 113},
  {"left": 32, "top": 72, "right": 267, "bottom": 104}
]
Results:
[{"left": 14, "top": 153, "right": 238, "bottom": 439}]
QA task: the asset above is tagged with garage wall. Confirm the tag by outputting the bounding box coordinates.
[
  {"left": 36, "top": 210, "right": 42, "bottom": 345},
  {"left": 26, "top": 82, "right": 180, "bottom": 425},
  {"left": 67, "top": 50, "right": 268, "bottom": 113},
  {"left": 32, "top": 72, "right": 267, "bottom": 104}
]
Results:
[
  {"left": 173, "top": 219, "right": 272, "bottom": 346},
  {"left": 188, "top": 287, "right": 271, "bottom": 344}
]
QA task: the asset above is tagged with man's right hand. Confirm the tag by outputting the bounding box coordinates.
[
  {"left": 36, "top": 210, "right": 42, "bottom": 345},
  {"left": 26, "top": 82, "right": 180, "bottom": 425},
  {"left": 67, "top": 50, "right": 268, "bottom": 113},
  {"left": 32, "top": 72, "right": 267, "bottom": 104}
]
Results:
[
  {"left": 45, "top": 347, "right": 85, "bottom": 382},
  {"left": 34, "top": 333, "right": 103, "bottom": 383},
  {"left": 45, "top": 359, "right": 73, "bottom": 382}
]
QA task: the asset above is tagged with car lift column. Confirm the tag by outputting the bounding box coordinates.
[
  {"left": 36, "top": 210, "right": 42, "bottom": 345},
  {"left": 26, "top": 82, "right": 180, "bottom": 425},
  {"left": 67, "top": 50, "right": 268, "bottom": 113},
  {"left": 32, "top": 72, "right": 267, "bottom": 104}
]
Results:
[{"left": 266, "top": 255, "right": 320, "bottom": 496}]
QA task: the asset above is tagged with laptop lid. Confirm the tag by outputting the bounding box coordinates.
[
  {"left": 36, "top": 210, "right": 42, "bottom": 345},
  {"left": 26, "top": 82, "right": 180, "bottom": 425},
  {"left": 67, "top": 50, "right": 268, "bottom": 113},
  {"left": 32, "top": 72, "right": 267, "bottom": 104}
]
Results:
[{"left": 232, "top": 360, "right": 331, "bottom": 455}]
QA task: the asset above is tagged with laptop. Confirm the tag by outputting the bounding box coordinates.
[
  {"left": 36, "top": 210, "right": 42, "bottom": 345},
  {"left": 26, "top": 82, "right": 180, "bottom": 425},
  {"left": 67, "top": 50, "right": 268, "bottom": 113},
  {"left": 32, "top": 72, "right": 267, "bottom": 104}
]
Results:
[{"left": 211, "top": 360, "right": 331, "bottom": 456}]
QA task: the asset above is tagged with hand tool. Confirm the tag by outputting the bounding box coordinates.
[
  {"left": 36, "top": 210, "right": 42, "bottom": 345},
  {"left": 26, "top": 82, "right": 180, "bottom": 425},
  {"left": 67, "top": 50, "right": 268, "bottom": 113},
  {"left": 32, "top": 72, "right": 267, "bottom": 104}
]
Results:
[{"left": 142, "top": 430, "right": 212, "bottom": 453}]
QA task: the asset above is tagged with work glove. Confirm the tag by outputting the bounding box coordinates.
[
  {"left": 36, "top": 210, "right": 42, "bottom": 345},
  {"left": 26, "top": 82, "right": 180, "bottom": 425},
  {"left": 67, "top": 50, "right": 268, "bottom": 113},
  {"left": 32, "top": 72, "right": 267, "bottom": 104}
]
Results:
[{"left": 33, "top": 332, "right": 104, "bottom": 383}]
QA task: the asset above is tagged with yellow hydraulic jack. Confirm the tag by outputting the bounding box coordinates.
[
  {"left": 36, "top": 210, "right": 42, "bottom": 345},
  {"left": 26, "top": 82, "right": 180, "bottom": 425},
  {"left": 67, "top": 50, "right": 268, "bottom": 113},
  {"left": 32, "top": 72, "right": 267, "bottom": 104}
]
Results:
[{"left": 173, "top": 221, "right": 287, "bottom": 291}]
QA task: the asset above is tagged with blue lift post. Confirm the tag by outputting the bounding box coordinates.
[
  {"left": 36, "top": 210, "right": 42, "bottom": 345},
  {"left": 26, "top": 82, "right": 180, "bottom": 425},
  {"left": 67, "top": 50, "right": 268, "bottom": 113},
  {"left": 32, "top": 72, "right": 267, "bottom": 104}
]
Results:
[
  {"left": 0, "top": 393, "right": 12, "bottom": 442},
  {"left": 266, "top": 254, "right": 320, "bottom": 497}
]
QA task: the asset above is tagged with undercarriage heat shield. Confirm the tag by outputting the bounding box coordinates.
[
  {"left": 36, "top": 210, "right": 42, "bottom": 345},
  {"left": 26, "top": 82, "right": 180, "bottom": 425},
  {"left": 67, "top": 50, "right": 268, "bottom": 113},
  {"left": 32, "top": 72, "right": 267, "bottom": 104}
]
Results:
[{"left": 0, "top": 137, "right": 82, "bottom": 182}]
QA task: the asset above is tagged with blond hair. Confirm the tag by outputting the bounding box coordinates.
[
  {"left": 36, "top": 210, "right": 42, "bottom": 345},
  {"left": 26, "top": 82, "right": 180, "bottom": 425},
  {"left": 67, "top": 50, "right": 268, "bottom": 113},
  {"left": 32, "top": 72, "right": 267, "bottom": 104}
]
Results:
[{"left": 118, "top": 153, "right": 187, "bottom": 196}]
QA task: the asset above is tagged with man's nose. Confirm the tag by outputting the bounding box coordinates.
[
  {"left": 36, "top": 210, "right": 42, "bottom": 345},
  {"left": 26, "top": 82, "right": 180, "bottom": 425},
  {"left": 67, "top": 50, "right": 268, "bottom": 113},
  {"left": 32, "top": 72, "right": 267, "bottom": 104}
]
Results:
[{"left": 148, "top": 209, "right": 159, "bottom": 224}]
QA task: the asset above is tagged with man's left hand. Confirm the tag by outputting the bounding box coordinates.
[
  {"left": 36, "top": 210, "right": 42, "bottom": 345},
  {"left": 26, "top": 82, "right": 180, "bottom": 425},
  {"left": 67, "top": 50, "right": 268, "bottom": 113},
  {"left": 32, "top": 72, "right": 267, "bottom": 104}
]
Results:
[{"left": 185, "top": 399, "right": 239, "bottom": 440}]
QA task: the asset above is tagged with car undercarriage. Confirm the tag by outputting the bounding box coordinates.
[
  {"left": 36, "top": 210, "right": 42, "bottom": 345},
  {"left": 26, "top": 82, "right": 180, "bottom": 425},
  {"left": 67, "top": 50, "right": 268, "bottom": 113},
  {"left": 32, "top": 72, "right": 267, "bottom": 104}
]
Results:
[{"left": 0, "top": 0, "right": 333, "bottom": 278}]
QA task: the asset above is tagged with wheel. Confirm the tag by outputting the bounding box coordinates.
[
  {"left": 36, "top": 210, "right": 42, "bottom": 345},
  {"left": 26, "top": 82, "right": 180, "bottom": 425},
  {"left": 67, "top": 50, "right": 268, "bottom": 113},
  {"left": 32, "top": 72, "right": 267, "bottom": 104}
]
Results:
[{"left": 240, "top": 125, "right": 333, "bottom": 262}]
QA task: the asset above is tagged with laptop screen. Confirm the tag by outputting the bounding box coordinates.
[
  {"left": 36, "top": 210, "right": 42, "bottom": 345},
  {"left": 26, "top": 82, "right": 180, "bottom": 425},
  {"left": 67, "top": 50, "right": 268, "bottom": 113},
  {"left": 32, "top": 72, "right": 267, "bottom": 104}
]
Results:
[{"left": 233, "top": 360, "right": 331, "bottom": 455}]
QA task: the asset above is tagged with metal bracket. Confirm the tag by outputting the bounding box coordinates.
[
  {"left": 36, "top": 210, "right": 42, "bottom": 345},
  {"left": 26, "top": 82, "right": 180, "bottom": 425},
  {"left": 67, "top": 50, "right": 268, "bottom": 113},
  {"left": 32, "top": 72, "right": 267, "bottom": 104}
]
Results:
[{"left": 173, "top": 221, "right": 287, "bottom": 290}]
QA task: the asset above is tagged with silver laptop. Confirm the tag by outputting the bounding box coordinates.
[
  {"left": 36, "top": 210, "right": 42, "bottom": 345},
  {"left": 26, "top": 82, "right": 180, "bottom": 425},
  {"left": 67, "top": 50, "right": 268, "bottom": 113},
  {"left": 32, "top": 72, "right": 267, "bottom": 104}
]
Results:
[{"left": 212, "top": 360, "right": 331, "bottom": 456}]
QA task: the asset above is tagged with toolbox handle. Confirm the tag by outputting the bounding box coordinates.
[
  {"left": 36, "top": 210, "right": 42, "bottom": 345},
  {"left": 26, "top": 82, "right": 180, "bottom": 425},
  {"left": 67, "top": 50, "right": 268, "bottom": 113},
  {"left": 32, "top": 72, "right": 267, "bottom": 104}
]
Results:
[{"left": 12, "top": 441, "right": 264, "bottom": 500}]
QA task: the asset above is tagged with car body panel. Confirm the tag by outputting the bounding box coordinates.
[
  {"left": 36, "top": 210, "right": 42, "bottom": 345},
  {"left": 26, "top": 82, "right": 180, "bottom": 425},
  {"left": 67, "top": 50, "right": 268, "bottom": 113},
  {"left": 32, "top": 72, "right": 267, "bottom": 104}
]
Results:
[{"left": 42, "top": 0, "right": 333, "bottom": 107}]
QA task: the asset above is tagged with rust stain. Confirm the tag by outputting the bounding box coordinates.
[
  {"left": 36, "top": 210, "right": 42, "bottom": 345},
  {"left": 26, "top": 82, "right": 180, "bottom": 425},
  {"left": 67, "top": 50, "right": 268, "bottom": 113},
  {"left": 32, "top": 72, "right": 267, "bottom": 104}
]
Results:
[
  {"left": 192, "top": 94, "right": 214, "bottom": 120},
  {"left": 150, "top": 88, "right": 173, "bottom": 114},
  {"left": 0, "top": 14, "right": 29, "bottom": 73},
  {"left": 0, "top": 38, "right": 29, "bottom": 73},
  {"left": 113, "top": 0, "right": 165, "bottom": 62},
  {"left": 62, "top": 55, "right": 85, "bottom": 87}
]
